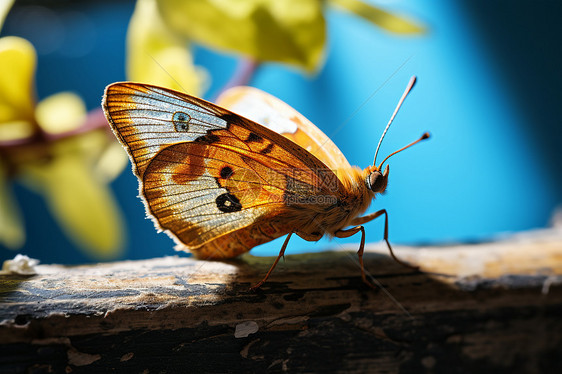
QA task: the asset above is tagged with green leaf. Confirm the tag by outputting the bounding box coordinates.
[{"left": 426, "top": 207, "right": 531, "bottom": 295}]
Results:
[
  {"left": 329, "top": 0, "right": 426, "bottom": 35},
  {"left": 156, "top": 0, "right": 326, "bottom": 73},
  {"left": 20, "top": 155, "right": 125, "bottom": 259},
  {"left": 0, "top": 163, "right": 25, "bottom": 249},
  {"left": 127, "top": 0, "right": 206, "bottom": 95}
]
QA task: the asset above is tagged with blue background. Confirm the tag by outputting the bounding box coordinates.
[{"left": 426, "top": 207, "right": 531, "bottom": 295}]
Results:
[{"left": 1, "top": 0, "right": 561, "bottom": 264}]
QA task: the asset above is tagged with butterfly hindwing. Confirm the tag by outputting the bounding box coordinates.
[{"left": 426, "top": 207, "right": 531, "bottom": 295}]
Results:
[{"left": 216, "top": 86, "right": 352, "bottom": 175}]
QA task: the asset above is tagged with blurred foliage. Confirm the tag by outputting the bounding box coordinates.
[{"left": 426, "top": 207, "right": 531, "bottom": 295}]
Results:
[
  {"left": 155, "top": 0, "right": 326, "bottom": 74},
  {"left": 0, "top": 159, "right": 22, "bottom": 249},
  {"left": 127, "top": 0, "right": 207, "bottom": 95},
  {"left": 128, "top": 0, "right": 425, "bottom": 89},
  {"left": 0, "top": 34, "right": 128, "bottom": 259},
  {"left": 0, "top": 37, "right": 35, "bottom": 141},
  {"left": 0, "top": 1, "right": 13, "bottom": 32},
  {"left": 329, "top": 0, "right": 425, "bottom": 34}
]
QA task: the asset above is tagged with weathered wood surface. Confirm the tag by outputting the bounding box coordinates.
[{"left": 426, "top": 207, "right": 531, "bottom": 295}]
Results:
[{"left": 1, "top": 227, "right": 562, "bottom": 373}]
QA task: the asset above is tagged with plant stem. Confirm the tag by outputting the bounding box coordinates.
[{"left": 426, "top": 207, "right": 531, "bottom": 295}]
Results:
[{"left": 214, "top": 58, "right": 260, "bottom": 100}]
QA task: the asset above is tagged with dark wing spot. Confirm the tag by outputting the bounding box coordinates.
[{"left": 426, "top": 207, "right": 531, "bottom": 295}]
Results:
[
  {"left": 194, "top": 134, "right": 220, "bottom": 143},
  {"left": 260, "top": 143, "right": 274, "bottom": 154},
  {"left": 220, "top": 166, "right": 234, "bottom": 179},
  {"left": 246, "top": 132, "right": 264, "bottom": 143},
  {"left": 172, "top": 111, "right": 191, "bottom": 132},
  {"left": 216, "top": 193, "right": 242, "bottom": 213},
  {"left": 219, "top": 113, "right": 240, "bottom": 125}
]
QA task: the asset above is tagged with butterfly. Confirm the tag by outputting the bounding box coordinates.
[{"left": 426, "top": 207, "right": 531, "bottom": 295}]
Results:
[{"left": 102, "top": 76, "right": 429, "bottom": 289}]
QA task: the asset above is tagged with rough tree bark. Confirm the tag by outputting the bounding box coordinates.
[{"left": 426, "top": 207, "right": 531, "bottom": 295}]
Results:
[{"left": 1, "top": 228, "right": 561, "bottom": 373}]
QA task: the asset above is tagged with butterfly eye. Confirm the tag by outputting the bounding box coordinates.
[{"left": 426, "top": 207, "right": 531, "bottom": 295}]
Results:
[
  {"left": 173, "top": 111, "right": 191, "bottom": 132},
  {"left": 367, "top": 170, "right": 388, "bottom": 193}
]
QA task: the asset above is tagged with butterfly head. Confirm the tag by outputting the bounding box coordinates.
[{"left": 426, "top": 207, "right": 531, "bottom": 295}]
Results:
[
  {"left": 367, "top": 132, "right": 430, "bottom": 194},
  {"left": 365, "top": 165, "right": 389, "bottom": 194}
]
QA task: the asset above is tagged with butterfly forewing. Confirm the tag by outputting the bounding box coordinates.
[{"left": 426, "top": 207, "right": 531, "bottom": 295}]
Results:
[
  {"left": 104, "top": 83, "right": 229, "bottom": 177},
  {"left": 103, "top": 83, "right": 344, "bottom": 256}
]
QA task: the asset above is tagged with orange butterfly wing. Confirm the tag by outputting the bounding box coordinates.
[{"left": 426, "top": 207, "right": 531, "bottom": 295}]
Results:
[
  {"left": 216, "top": 86, "right": 352, "bottom": 175},
  {"left": 103, "top": 83, "right": 344, "bottom": 259}
]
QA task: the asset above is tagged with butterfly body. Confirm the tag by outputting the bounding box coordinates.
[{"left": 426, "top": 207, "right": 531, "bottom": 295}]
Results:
[{"left": 103, "top": 81, "right": 427, "bottom": 286}]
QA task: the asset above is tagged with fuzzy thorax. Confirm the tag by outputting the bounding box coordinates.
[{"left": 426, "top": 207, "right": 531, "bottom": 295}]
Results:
[{"left": 282, "top": 166, "right": 377, "bottom": 239}]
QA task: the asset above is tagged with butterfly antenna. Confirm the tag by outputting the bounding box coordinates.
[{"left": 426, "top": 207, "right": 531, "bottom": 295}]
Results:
[
  {"left": 377, "top": 132, "right": 430, "bottom": 170},
  {"left": 373, "top": 76, "right": 417, "bottom": 166}
]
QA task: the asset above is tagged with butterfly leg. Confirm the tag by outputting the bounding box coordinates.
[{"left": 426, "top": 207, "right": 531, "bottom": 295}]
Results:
[
  {"left": 250, "top": 232, "right": 294, "bottom": 291},
  {"left": 334, "top": 225, "right": 373, "bottom": 287},
  {"left": 349, "top": 209, "right": 418, "bottom": 270}
]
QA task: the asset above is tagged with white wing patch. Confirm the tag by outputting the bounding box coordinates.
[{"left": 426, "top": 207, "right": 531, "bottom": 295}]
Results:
[{"left": 223, "top": 89, "right": 298, "bottom": 135}]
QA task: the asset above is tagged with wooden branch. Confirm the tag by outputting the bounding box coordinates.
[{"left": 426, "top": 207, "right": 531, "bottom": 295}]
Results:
[{"left": 1, "top": 228, "right": 561, "bottom": 373}]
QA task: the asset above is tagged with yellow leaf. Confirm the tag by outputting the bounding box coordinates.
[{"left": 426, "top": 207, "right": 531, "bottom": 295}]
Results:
[
  {"left": 20, "top": 155, "right": 125, "bottom": 259},
  {"left": 50, "top": 125, "right": 109, "bottom": 161},
  {"left": 156, "top": 0, "right": 326, "bottom": 73},
  {"left": 94, "top": 141, "right": 129, "bottom": 183},
  {"left": 0, "top": 163, "right": 25, "bottom": 249},
  {"left": 0, "top": 0, "right": 14, "bottom": 33},
  {"left": 39, "top": 108, "right": 129, "bottom": 183},
  {"left": 0, "top": 120, "right": 35, "bottom": 142},
  {"left": 329, "top": 0, "right": 426, "bottom": 35},
  {"left": 0, "top": 36, "right": 37, "bottom": 140},
  {"left": 35, "top": 92, "right": 86, "bottom": 134},
  {"left": 127, "top": 0, "right": 205, "bottom": 94}
]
